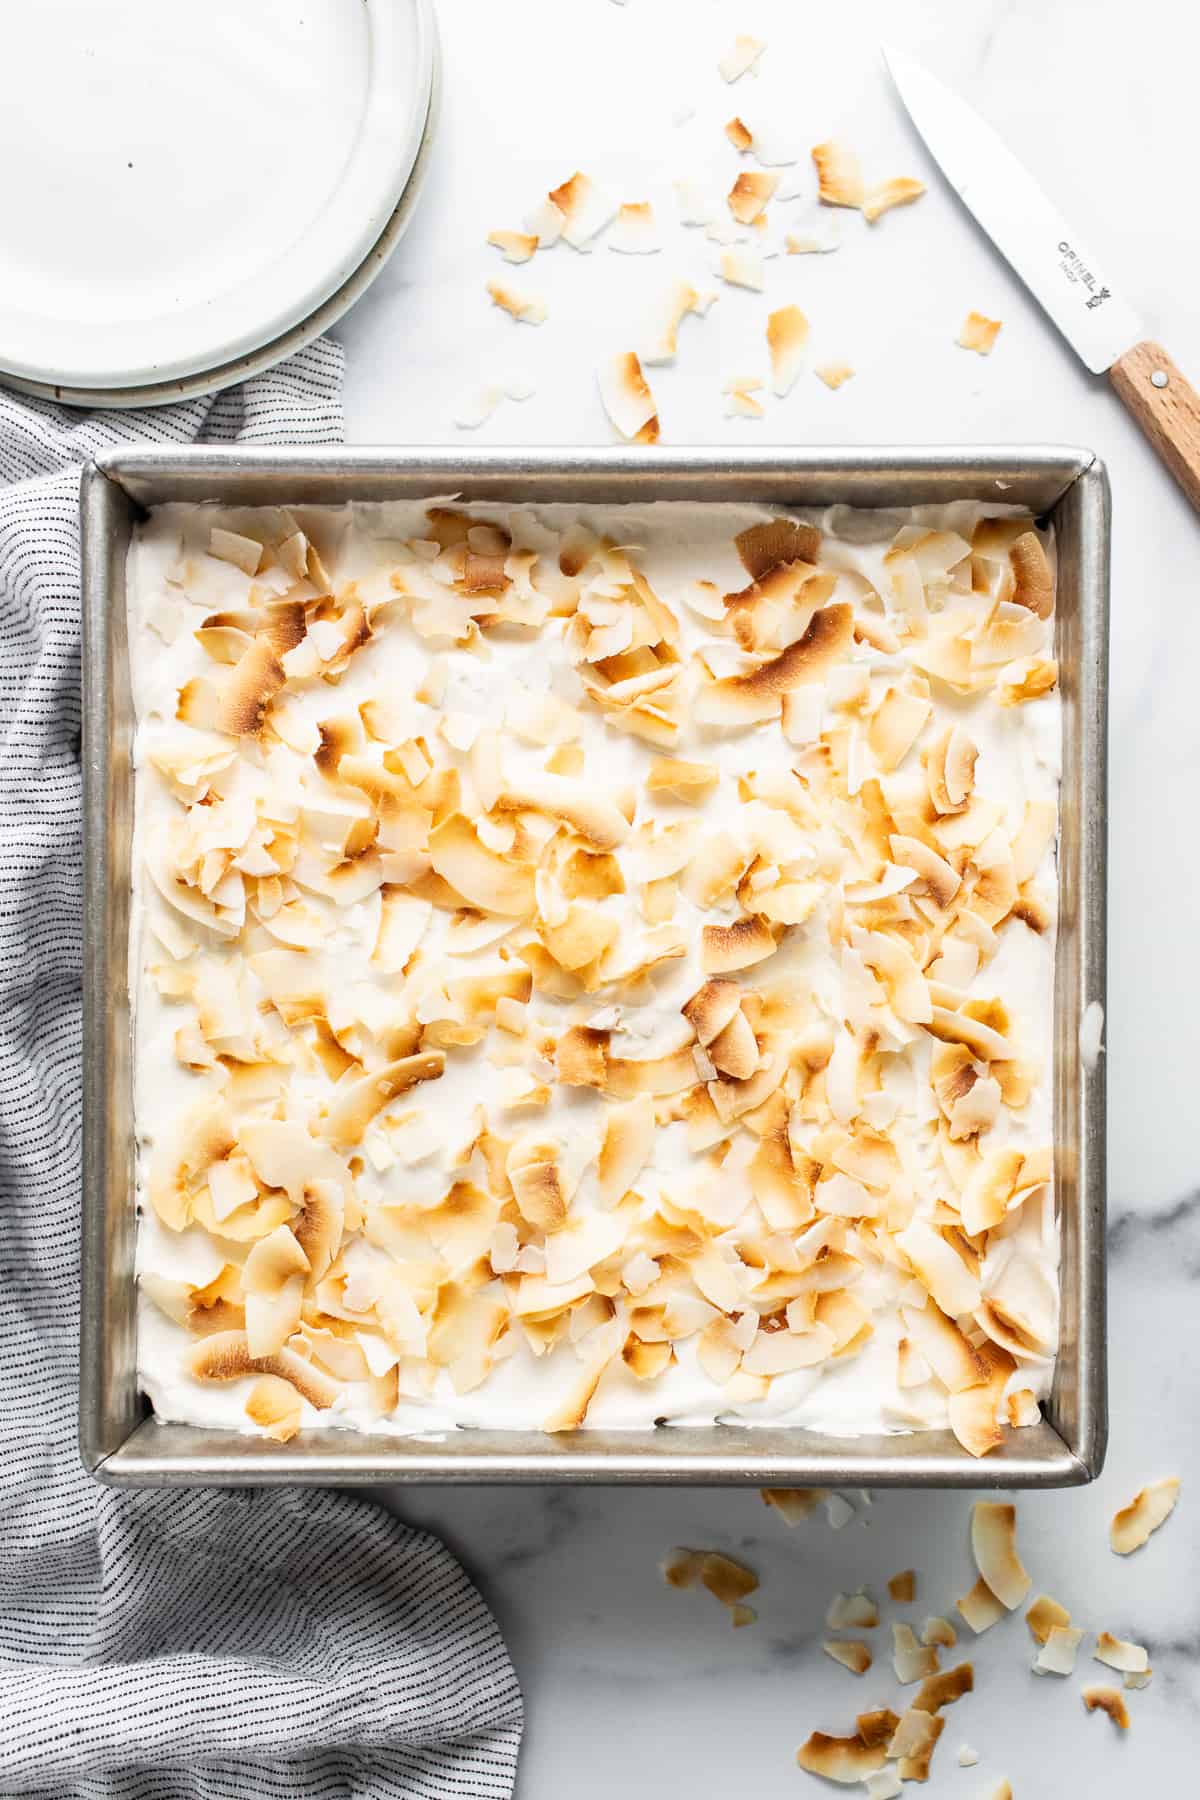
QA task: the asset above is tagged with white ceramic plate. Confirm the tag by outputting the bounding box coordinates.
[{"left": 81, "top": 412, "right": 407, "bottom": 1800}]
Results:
[{"left": 0, "top": 0, "right": 434, "bottom": 390}]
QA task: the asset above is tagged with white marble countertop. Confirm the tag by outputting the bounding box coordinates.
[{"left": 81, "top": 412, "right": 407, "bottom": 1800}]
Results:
[{"left": 333, "top": 0, "right": 1199, "bottom": 1790}]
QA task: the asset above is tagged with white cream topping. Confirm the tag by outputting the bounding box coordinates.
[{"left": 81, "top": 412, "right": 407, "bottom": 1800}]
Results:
[{"left": 128, "top": 498, "right": 1061, "bottom": 1444}]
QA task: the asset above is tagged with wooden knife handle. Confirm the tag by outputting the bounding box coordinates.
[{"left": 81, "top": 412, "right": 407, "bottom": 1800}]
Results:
[{"left": 1109, "top": 340, "right": 1200, "bottom": 511}]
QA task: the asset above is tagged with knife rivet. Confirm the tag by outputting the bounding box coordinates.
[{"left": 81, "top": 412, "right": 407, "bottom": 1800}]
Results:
[{"left": 1150, "top": 369, "right": 1169, "bottom": 389}]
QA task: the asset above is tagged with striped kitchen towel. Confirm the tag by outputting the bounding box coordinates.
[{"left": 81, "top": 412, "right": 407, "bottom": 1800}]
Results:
[{"left": 0, "top": 344, "right": 524, "bottom": 1799}]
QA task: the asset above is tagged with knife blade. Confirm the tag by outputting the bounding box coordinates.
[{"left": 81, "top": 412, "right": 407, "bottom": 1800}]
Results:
[
  {"left": 883, "top": 45, "right": 1200, "bottom": 510},
  {"left": 883, "top": 45, "right": 1142, "bottom": 373}
]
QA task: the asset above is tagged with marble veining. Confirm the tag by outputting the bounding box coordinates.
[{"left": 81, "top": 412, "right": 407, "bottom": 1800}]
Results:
[{"left": 328, "top": 0, "right": 1200, "bottom": 1789}]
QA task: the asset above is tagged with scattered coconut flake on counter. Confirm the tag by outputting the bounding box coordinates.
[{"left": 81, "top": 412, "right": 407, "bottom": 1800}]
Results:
[
  {"left": 726, "top": 116, "right": 753, "bottom": 153},
  {"left": 761, "top": 1487, "right": 827, "bottom": 1525},
  {"left": 787, "top": 220, "right": 841, "bottom": 254},
  {"left": 453, "top": 372, "right": 535, "bottom": 431},
  {"left": 827, "top": 1589, "right": 879, "bottom": 1630},
  {"left": 971, "top": 1502, "right": 1031, "bottom": 1609},
  {"left": 1026, "top": 1593, "right": 1072, "bottom": 1643},
  {"left": 1082, "top": 1685, "right": 1131, "bottom": 1729},
  {"left": 674, "top": 178, "right": 718, "bottom": 226},
  {"left": 728, "top": 170, "right": 779, "bottom": 224},
  {"left": 864, "top": 1772, "right": 902, "bottom": 1800},
  {"left": 816, "top": 361, "right": 856, "bottom": 390},
  {"left": 1111, "top": 1476, "right": 1181, "bottom": 1554},
  {"left": 486, "top": 229, "right": 537, "bottom": 264},
  {"left": 824, "top": 1638, "right": 873, "bottom": 1675},
  {"left": 957, "top": 1578, "right": 1006, "bottom": 1636},
  {"left": 724, "top": 376, "right": 765, "bottom": 418},
  {"left": 1079, "top": 999, "right": 1105, "bottom": 1070},
  {"left": 824, "top": 1493, "right": 856, "bottom": 1530},
  {"left": 1033, "top": 1624, "right": 1085, "bottom": 1675},
  {"left": 959, "top": 311, "right": 1003, "bottom": 355},
  {"left": 958, "top": 1743, "right": 980, "bottom": 1767},
  {"left": 609, "top": 202, "right": 663, "bottom": 254},
  {"left": 767, "top": 304, "right": 808, "bottom": 395},
  {"left": 811, "top": 142, "right": 925, "bottom": 222},
  {"left": 486, "top": 280, "right": 547, "bottom": 324},
  {"left": 861, "top": 177, "right": 926, "bottom": 223},
  {"left": 988, "top": 1784, "right": 1014, "bottom": 1800},
  {"left": 887, "top": 1706, "right": 945, "bottom": 1780},
  {"left": 887, "top": 1569, "right": 916, "bottom": 1604},
  {"left": 892, "top": 1622, "right": 939, "bottom": 1683},
  {"left": 662, "top": 1547, "right": 759, "bottom": 1626},
  {"left": 922, "top": 1616, "right": 957, "bottom": 1648},
  {"left": 796, "top": 1726, "right": 887, "bottom": 1785},
  {"left": 718, "top": 33, "right": 765, "bottom": 82},
  {"left": 1094, "top": 1632, "right": 1150, "bottom": 1678},
  {"left": 548, "top": 170, "right": 619, "bottom": 249},
  {"left": 718, "top": 247, "right": 765, "bottom": 289},
  {"left": 640, "top": 280, "right": 717, "bottom": 364},
  {"left": 597, "top": 352, "right": 660, "bottom": 441},
  {"left": 912, "top": 1663, "right": 974, "bottom": 1712}
]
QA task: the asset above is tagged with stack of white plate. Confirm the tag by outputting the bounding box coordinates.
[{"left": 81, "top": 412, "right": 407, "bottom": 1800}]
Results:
[{"left": 0, "top": 0, "right": 437, "bottom": 407}]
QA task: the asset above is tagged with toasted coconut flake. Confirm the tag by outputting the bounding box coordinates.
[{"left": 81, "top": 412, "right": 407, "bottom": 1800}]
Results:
[
  {"left": 188, "top": 1329, "right": 338, "bottom": 1410},
  {"left": 597, "top": 352, "right": 660, "bottom": 443},
  {"left": 971, "top": 1502, "right": 1030, "bottom": 1610},
  {"left": 694, "top": 602, "right": 854, "bottom": 724},
  {"left": 861, "top": 177, "right": 925, "bottom": 223},
  {"left": 1026, "top": 1593, "right": 1071, "bottom": 1644},
  {"left": 718, "top": 34, "right": 765, "bottom": 82},
  {"left": 812, "top": 140, "right": 864, "bottom": 208},
  {"left": 598, "top": 1095, "right": 655, "bottom": 1204},
  {"left": 319, "top": 1053, "right": 445, "bottom": 1149},
  {"left": 760, "top": 1487, "right": 826, "bottom": 1525},
  {"left": 912, "top": 1662, "right": 973, "bottom": 1712},
  {"left": 726, "top": 116, "right": 753, "bottom": 152},
  {"left": 814, "top": 360, "right": 855, "bottom": 389},
  {"left": 542, "top": 1321, "right": 621, "bottom": 1431},
  {"left": 717, "top": 247, "right": 765, "bottom": 291},
  {"left": 958, "top": 312, "right": 1002, "bottom": 355},
  {"left": 766, "top": 304, "right": 808, "bottom": 396},
  {"left": 244, "top": 1373, "right": 303, "bottom": 1442},
  {"left": 824, "top": 1639, "right": 872, "bottom": 1675},
  {"left": 487, "top": 229, "right": 538, "bottom": 263},
  {"left": 609, "top": 201, "right": 663, "bottom": 254},
  {"left": 661, "top": 1548, "right": 704, "bottom": 1589},
  {"left": 700, "top": 1550, "right": 759, "bottom": 1609},
  {"left": 728, "top": 170, "right": 779, "bottom": 224},
  {"left": 646, "top": 756, "right": 719, "bottom": 803},
  {"left": 1094, "top": 1632, "right": 1149, "bottom": 1675},
  {"left": 1033, "top": 1624, "right": 1085, "bottom": 1675},
  {"left": 956, "top": 1576, "right": 1006, "bottom": 1635},
  {"left": 897, "top": 1221, "right": 980, "bottom": 1317},
  {"left": 548, "top": 170, "right": 619, "bottom": 248},
  {"left": 795, "top": 1731, "right": 886, "bottom": 1784},
  {"left": 892, "top": 1707, "right": 944, "bottom": 1782},
  {"left": 214, "top": 639, "right": 284, "bottom": 738},
  {"left": 921, "top": 1617, "right": 957, "bottom": 1649},
  {"left": 209, "top": 526, "right": 263, "bottom": 576},
  {"left": 892, "top": 1622, "right": 940, "bottom": 1684},
  {"left": 487, "top": 280, "right": 547, "bottom": 325},
  {"left": 863, "top": 1774, "right": 902, "bottom": 1800},
  {"left": 1008, "top": 531, "right": 1054, "bottom": 618},
  {"left": 640, "top": 279, "right": 716, "bottom": 364},
  {"left": 887, "top": 1569, "right": 916, "bottom": 1604},
  {"left": 429, "top": 814, "right": 534, "bottom": 916},
  {"left": 827, "top": 1590, "right": 879, "bottom": 1630},
  {"left": 1082, "top": 1685, "right": 1130, "bottom": 1729},
  {"left": 507, "top": 1137, "right": 570, "bottom": 1233},
  {"left": 1110, "top": 1476, "right": 1180, "bottom": 1554},
  {"left": 701, "top": 915, "right": 777, "bottom": 974}
]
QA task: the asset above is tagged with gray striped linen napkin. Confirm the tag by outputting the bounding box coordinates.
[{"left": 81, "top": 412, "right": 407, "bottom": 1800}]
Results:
[{"left": 0, "top": 342, "right": 524, "bottom": 1799}]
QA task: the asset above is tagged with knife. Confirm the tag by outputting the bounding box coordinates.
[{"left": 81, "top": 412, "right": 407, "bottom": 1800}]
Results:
[{"left": 884, "top": 46, "right": 1200, "bottom": 511}]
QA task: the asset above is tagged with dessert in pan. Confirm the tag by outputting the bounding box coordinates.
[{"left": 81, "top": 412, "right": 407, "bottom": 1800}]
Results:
[{"left": 128, "top": 497, "right": 1059, "bottom": 1454}]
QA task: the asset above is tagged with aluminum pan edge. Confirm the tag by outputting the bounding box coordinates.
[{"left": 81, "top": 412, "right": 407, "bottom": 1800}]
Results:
[{"left": 80, "top": 446, "right": 1108, "bottom": 1488}]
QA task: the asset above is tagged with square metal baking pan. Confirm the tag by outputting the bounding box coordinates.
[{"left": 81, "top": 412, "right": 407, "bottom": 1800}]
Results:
[{"left": 80, "top": 446, "right": 1108, "bottom": 1488}]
